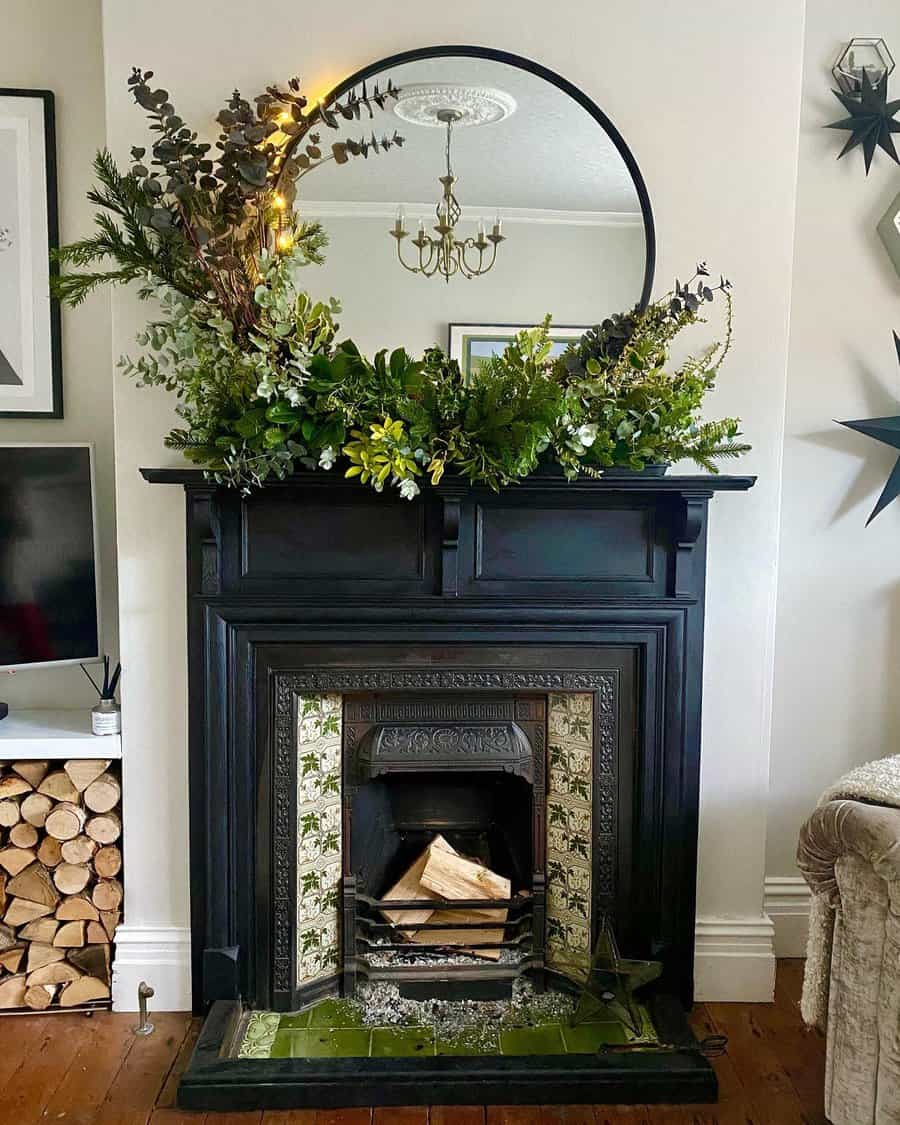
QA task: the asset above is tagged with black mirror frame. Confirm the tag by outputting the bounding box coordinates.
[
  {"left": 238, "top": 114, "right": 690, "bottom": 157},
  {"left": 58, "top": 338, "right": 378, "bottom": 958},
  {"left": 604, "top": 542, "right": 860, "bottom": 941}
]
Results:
[{"left": 321, "top": 44, "right": 656, "bottom": 311}]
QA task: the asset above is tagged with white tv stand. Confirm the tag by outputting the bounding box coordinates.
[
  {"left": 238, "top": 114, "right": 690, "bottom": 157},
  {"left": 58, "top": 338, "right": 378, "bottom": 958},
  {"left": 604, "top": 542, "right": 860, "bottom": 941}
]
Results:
[{"left": 0, "top": 709, "right": 122, "bottom": 759}]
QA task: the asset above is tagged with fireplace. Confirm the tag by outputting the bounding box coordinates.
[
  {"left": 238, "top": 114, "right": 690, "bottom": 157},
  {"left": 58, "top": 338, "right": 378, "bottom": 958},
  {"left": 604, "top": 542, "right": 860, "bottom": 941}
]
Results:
[
  {"left": 142, "top": 466, "right": 753, "bottom": 1109},
  {"left": 342, "top": 693, "right": 544, "bottom": 1001}
]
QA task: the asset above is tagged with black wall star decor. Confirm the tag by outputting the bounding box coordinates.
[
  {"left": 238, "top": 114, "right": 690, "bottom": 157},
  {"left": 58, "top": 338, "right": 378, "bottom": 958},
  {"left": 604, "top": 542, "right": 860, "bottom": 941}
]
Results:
[
  {"left": 826, "top": 68, "right": 900, "bottom": 173},
  {"left": 839, "top": 332, "right": 900, "bottom": 524}
]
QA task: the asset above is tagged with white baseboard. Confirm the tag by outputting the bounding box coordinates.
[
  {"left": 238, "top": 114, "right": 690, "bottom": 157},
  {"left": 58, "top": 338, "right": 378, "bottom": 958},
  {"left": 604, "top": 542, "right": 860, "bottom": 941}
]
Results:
[
  {"left": 764, "top": 875, "right": 812, "bottom": 958},
  {"left": 112, "top": 925, "right": 192, "bottom": 1012},
  {"left": 694, "top": 914, "right": 776, "bottom": 1001}
]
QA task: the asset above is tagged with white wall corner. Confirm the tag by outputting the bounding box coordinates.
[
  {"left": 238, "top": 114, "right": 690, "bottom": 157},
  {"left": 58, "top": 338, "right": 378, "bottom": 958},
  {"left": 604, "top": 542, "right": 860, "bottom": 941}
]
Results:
[
  {"left": 112, "top": 925, "right": 192, "bottom": 1012},
  {"left": 694, "top": 914, "right": 776, "bottom": 1002},
  {"left": 764, "top": 875, "right": 811, "bottom": 958}
]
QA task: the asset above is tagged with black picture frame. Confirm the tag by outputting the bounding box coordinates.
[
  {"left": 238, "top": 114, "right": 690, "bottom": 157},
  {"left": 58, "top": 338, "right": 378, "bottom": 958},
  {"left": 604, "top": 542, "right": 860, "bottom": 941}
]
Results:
[
  {"left": 0, "top": 88, "right": 63, "bottom": 419},
  {"left": 322, "top": 44, "right": 656, "bottom": 311}
]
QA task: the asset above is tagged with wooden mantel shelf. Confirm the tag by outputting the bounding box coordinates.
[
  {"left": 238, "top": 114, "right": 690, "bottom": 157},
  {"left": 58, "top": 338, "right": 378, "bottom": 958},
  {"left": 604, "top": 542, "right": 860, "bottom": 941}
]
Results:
[{"left": 140, "top": 466, "right": 756, "bottom": 495}]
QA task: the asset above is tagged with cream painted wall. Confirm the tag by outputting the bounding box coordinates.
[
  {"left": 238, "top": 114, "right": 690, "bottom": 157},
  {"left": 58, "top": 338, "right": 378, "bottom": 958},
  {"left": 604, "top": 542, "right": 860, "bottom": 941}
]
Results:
[
  {"left": 100, "top": 0, "right": 804, "bottom": 1007},
  {"left": 768, "top": 2, "right": 900, "bottom": 881},
  {"left": 0, "top": 0, "right": 117, "bottom": 709}
]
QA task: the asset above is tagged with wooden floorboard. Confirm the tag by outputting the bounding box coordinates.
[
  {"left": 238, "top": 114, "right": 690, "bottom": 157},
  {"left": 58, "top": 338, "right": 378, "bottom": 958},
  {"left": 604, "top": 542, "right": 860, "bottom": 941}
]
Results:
[{"left": 0, "top": 960, "right": 825, "bottom": 1124}]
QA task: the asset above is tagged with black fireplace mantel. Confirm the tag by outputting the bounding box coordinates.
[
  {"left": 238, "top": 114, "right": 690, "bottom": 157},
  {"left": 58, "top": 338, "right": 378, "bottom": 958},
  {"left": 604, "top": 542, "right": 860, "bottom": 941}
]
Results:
[
  {"left": 144, "top": 465, "right": 754, "bottom": 1002},
  {"left": 145, "top": 467, "right": 753, "bottom": 1108}
]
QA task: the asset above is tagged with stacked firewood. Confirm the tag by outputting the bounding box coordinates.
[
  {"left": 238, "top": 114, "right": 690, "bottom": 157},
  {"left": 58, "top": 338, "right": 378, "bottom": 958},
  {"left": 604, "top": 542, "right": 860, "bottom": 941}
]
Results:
[
  {"left": 0, "top": 759, "right": 121, "bottom": 1010},
  {"left": 381, "top": 834, "right": 510, "bottom": 960}
]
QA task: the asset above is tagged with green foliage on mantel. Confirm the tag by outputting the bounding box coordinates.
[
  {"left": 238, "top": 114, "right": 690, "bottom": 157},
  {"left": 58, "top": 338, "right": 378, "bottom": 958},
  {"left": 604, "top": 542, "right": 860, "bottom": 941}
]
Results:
[{"left": 52, "top": 66, "right": 751, "bottom": 497}]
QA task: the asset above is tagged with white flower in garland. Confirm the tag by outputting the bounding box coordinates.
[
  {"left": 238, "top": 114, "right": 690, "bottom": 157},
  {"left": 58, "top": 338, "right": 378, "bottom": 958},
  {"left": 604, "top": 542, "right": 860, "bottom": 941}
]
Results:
[
  {"left": 318, "top": 445, "right": 336, "bottom": 470},
  {"left": 576, "top": 423, "right": 598, "bottom": 448},
  {"left": 398, "top": 478, "right": 420, "bottom": 500}
]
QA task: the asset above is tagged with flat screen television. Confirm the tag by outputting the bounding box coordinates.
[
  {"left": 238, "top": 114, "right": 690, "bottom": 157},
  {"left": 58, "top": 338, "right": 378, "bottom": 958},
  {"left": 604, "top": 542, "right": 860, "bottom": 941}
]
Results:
[{"left": 0, "top": 444, "right": 101, "bottom": 670}]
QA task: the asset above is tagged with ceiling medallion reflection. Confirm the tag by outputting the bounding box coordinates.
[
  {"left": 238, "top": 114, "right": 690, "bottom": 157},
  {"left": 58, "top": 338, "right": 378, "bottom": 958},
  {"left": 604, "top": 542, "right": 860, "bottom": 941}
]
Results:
[{"left": 390, "top": 85, "right": 515, "bottom": 281}]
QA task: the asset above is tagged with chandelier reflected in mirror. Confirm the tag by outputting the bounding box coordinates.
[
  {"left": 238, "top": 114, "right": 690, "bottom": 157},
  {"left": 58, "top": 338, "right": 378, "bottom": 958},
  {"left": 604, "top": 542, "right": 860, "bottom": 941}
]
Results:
[{"left": 389, "top": 85, "right": 514, "bottom": 281}]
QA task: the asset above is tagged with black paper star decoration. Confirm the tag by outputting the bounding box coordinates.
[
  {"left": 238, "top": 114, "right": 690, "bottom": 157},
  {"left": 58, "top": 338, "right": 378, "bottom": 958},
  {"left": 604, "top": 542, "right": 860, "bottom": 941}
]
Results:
[
  {"left": 826, "top": 68, "right": 900, "bottom": 173},
  {"left": 839, "top": 332, "right": 900, "bottom": 524}
]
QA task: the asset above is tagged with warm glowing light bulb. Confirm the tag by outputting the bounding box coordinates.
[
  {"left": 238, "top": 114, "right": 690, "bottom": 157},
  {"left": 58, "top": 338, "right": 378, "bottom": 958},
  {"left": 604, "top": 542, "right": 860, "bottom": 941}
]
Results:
[
  {"left": 273, "top": 193, "right": 286, "bottom": 210},
  {"left": 277, "top": 111, "right": 292, "bottom": 125},
  {"left": 276, "top": 232, "right": 294, "bottom": 251}
]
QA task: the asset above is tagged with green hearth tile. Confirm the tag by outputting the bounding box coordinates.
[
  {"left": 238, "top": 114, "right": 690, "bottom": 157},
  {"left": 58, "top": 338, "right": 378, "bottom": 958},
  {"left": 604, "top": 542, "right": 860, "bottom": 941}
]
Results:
[
  {"left": 436, "top": 1027, "right": 501, "bottom": 1056},
  {"left": 370, "top": 1026, "right": 435, "bottom": 1058},
  {"left": 561, "top": 1020, "right": 629, "bottom": 1053},
  {"left": 272, "top": 1028, "right": 372, "bottom": 1058},
  {"left": 500, "top": 1024, "right": 566, "bottom": 1055},
  {"left": 278, "top": 1010, "right": 312, "bottom": 1030},
  {"left": 305, "top": 998, "right": 365, "bottom": 1028}
]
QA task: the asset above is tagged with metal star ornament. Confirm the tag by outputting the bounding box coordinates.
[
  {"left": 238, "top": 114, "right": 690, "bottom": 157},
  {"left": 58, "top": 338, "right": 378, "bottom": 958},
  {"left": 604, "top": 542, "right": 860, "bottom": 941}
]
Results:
[
  {"left": 839, "top": 332, "right": 900, "bottom": 525},
  {"left": 826, "top": 68, "right": 900, "bottom": 173}
]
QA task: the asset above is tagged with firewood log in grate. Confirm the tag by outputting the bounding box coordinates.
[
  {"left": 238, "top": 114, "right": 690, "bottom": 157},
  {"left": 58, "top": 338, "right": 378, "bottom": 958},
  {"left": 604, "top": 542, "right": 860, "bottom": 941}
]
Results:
[{"left": 378, "top": 835, "right": 511, "bottom": 961}]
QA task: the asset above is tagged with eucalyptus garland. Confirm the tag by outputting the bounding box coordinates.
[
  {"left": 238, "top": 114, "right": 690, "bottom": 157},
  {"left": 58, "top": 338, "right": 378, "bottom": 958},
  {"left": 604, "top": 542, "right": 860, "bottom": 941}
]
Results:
[{"left": 52, "top": 68, "right": 751, "bottom": 497}]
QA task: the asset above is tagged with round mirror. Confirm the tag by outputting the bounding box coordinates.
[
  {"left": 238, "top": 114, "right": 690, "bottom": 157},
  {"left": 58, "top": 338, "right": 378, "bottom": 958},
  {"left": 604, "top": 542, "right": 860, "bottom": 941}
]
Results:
[{"left": 290, "top": 46, "right": 654, "bottom": 374}]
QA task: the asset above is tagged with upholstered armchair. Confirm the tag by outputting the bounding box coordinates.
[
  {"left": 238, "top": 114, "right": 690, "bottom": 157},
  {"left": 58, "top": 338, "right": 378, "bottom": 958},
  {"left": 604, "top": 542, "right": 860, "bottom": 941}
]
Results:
[{"left": 798, "top": 771, "right": 900, "bottom": 1125}]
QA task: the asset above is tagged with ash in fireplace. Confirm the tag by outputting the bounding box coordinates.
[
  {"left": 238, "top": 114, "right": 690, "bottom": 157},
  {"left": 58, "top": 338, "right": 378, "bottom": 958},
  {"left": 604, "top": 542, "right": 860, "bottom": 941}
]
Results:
[{"left": 357, "top": 976, "right": 575, "bottom": 1042}]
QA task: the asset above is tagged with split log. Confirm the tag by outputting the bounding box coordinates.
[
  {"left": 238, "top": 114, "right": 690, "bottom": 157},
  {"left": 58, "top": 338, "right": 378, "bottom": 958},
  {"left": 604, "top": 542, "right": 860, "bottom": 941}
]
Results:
[
  {"left": 85, "top": 921, "right": 108, "bottom": 945},
  {"left": 381, "top": 835, "right": 457, "bottom": 926},
  {"left": 83, "top": 773, "right": 120, "bottom": 815},
  {"left": 44, "top": 803, "right": 87, "bottom": 841},
  {"left": 26, "top": 960, "right": 80, "bottom": 986},
  {"left": 56, "top": 895, "right": 99, "bottom": 922},
  {"left": 24, "top": 983, "right": 57, "bottom": 1010},
  {"left": 0, "top": 847, "right": 37, "bottom": 877},
  {"left": 8, "top": 862, "right": 60, "bottom": 908},
  {"left": 53, "top": 863, "right": 91, "bottom": 896},
  {"left": 60, "top": 836, "right": 96, "bottom": 865},
  {"left": 420, "top": 846, "right": 510, "bottom": 921},
  {"left": 63, "top": 760, "right": 111, "bottom": 793},
  {"left": 20, "top": 793, "right": 53, "bottom": 829},
  {"left": 53, "top": 920, "right": 86, "bottom": 948},
  {"left": 84, "top": 812, "right": 120, "bottom": 845},
  {"left": 36, "top": 836, "right": 63, "bottom": 868},
  {"left": 60, "top": 975, "right": 109, "bottom": 1006},
  {"left": 18, "top": 917, "right": 58, "bottom": 943},
  {"left": 0, "top": 922, "right": 16, "bottom": 951},
  {"left": 4, "top": 899, "right": 53, "bottom": 927},
  {"left": 0, "top": 801, "right": 20, "bottom": 828},
  {"left": 100, "top": 910, "right": 120, "bottom": 941},
  {"left": 37, "top": 770, "right": 79, "bottom": 803},
  {"left": 12, "top": 762, "right": 48, "bottom": 788},
  {"left": 9, "top": 823, "right": 38, "bottom": 850},
  {"left": 0, "top": 776, "right": 32, "bottom": 800},
  {"left": 408, "top": 912, "right": 504, "bottom": 961},
  {"left": 0, "top": 974, "right": 26, "bottom": 1008},
  {"left": 26, "top": 942, "right": 65, "bottom": 973},
  {"left": 0, "top": 946, "right": 24, "bottom": 973},
  {"left": 0, "top": 872, "right": 5, "bottom": 918},
  {"left": 68, "top": 943, "right": 110, "bottom": 984},
  {"left": 91, "top": 879, "right": 123, "bottom": 912},
  {"left": 93, "top": 845, "right": 122, "bottom": 879}
]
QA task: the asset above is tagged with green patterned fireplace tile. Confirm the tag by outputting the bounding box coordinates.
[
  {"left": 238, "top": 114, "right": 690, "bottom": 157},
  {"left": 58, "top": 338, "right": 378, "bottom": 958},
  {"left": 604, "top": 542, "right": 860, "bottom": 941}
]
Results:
[
  {"left": 561, "top": 1020, "right": 628, "bottom": 1052},
  {"left": 296, "top": 694, "right": 343, "bottom": 990}
]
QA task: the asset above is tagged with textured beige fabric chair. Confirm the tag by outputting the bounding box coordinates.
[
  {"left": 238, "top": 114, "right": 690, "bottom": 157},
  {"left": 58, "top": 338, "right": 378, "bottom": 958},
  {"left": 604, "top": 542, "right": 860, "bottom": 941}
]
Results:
[{"left": 798, "top": 797, "right": 900, "bottom": 1125}]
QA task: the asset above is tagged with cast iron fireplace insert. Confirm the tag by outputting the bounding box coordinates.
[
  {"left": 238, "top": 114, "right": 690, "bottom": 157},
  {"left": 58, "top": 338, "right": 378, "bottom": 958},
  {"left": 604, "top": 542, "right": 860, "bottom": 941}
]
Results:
[
  {"left": 343, "top": 692, "right": 545, "bottom": 1001},
  {"left": 142, "top": 466, "right": 754, "bottom": 1109}
]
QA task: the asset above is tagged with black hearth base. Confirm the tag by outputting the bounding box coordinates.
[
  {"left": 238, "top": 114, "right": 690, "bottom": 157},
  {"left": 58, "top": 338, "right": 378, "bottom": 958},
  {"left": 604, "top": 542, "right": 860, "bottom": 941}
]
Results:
[{"left": 177, "top": 996, "right": 717, "bottom": 1111}]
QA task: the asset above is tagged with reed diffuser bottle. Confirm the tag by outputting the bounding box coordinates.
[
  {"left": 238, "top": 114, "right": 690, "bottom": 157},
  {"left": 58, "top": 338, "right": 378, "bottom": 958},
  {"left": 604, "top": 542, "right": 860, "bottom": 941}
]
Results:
[{"left": 82, "top": 656, "right": 121, "bottom": 736}]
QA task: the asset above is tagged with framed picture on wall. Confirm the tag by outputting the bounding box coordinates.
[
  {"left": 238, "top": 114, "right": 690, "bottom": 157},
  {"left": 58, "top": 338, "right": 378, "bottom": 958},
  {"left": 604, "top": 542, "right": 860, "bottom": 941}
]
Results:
[
  {"left": 0, "top": 89, "right": 62, "bottom": 418},
  {"left": 448, "top": 323, "right": 590, "bottom": 382}
]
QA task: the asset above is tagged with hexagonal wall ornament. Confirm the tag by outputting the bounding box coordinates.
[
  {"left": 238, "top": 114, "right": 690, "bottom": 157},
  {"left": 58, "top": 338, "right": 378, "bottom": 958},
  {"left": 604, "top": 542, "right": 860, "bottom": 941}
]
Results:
[{"left": 833, "top": 38, "right": 895, "bottom": 96}]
